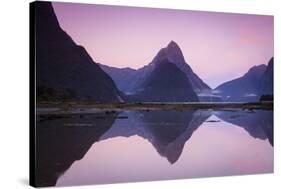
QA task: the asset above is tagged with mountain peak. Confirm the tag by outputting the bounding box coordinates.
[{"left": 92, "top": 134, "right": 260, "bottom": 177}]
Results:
[
  {"left": 155, "top": 40, "right": 185, "bottom": 66},
  {"left": 167, "top": 40, "right": 181, "bottom": 52},
  {"left": 167, "top": 40, "right": 179, "bottom": 47},
  {"left": 151, "top": 40, "right": 184, "bottom": 67},
  {"left": 147, "top": 40, "right": 211, "bottom": 92}
]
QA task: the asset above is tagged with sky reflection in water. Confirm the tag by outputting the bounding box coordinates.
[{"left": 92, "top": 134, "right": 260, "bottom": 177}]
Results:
[{"left": 55, "top": 110, "right": 273, "bottom": 186}]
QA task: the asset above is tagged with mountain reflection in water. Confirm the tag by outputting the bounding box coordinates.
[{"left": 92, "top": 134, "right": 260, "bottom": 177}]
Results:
[{"left": 34, "top": 109, "right": 273, "bottom": 187}]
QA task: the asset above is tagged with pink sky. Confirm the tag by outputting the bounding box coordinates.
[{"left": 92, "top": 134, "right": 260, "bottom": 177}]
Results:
[{"left": 52, "top": 2, "right": 273, "bottom": 88}]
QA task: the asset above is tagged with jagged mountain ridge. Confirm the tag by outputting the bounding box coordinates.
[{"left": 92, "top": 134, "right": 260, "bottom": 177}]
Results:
[{"left": 99, "top": 41, "right": 211, "bottom": 94}]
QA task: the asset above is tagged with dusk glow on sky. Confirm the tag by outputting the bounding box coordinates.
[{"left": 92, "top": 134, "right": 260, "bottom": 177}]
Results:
[{"left": 53, "top": 2, "right": 273, "bottom": 88}]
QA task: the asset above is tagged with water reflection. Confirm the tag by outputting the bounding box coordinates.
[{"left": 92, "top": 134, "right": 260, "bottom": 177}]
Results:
[
  {"left": 34, "top": 109, "right": 273, "bottom": 187},
  {"left": 100, "top": 110, "right": 212, "bottom": 163},
  {"left": 214, "top": 110, "right": 273, "bottom": 146},
  {"left": 35, "top": 112, "right": 118, "bottom": 187}
]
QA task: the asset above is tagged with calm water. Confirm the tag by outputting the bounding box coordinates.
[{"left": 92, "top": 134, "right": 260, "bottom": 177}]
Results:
[{"left": 35, "top": 109, "right": 273, "bottom": 187}]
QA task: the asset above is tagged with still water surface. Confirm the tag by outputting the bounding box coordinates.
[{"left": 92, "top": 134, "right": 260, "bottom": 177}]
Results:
[{"left": 35, "top": 109, "right": 273, "bottom": 187}]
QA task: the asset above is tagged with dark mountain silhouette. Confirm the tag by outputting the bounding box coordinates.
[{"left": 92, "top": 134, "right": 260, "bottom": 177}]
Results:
[
  {"left": 99, "top": 41, "right": 210, "bottom": 95},
  {"left": 100, "top": 110, "right": 211, "bottom": 164},
  {"left": 215, "top": 64, "right": 267, "bottom": 102},
  {"left": 141, "top": 41, "right": 210, "bottom": 93},
  {"left": 259, "top": 57, "right": 274, "bottom": 95},
  {"left": 135, "top": 60, "right": 199, "bottom": 102},
  {"left": 34, "top": 2, "right": 121, "bottom": 102},
  {"left": 34, "top": 112, "right": 118, "bottom": 187},
  {"left": 214, "top": 110, "right": 273, "bottom": 146}
]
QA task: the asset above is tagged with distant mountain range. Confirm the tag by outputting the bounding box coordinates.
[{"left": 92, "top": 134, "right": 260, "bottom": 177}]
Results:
[
  {"left": 215, "top": 58, "right": 273, "bottom": 102},
  {"left": 35, "top": 2, "right": 200, "bottom": 103},
  {"left": 34, "top": 2, "right": 122, "bottom": 102},
  {"left": 97, "top": 64, "right": 138, "bottom": 94},
  {"left": 34, "top": 2, "right": 273, "bottom": 103},
  {"left": 100, "top": 40, "right": 273, "bottom": 103},
  {"left": 99, "top": 41, "right": 211, "bottom": 95}
]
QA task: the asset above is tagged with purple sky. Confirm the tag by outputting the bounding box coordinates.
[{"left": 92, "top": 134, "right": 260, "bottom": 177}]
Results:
[{"left": 52, "top": 2, "right": 273, "bottom": 88}]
